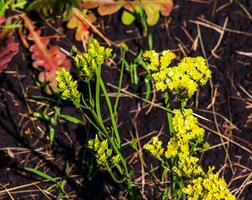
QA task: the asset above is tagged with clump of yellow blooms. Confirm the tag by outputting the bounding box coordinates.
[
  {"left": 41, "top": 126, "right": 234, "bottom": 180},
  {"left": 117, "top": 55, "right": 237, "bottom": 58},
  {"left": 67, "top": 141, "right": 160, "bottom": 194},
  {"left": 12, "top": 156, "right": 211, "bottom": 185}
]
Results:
[
  {"left": 88, "top": 134, "right": 120, "bottom": 166},
  {"left": 72, "top": 39, "right": 112, "bottom": 78},
  {"left": 56, "top": 68, "right": 81, "bottom": 108},
  {"left": 182, "top": 167, "right": 235, "bottom": 200},
  {"left": 144, "top": 109, "right": 205, "bottom": 177},
  {"left": 143, "top": 50, "right": 211, "bottom": 98},
  {"left": 143, "top": 137, "right": 164, "bottom": 161},
  {"left": 165, "top": 109, "right": 205, "bottom": 177},
  {"left": 172, "top": 109, "right": 205, "bottom": 142},
  {"left": 144, "top": 108, "right": 235, "bottom": 199}
]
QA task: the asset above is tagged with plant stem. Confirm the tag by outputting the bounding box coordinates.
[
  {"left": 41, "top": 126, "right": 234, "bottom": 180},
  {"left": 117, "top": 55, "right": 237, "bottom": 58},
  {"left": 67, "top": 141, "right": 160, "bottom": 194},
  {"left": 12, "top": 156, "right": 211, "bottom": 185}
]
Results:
[
  {"left": 164, "top": 92, "right": 174, "bottom": 135},
  {"left": 94, "top": 67, "right": 133, "bottom": 191},
  {"left": 95, "top": 66, "right": 103, "bottom": 122},
  {"left": 98, "top": 73, "right": 121, "bottom": 147},
  {"left": 114, "top": 50, "right": 126, "bottom": 116}
]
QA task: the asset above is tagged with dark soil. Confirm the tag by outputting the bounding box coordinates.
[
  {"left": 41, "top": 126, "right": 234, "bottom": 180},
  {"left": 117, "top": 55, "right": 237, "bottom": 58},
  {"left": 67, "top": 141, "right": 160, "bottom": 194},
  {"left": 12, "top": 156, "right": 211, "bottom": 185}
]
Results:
[{"left": 1, "top": 0, "right": 252, "bottom": 199}]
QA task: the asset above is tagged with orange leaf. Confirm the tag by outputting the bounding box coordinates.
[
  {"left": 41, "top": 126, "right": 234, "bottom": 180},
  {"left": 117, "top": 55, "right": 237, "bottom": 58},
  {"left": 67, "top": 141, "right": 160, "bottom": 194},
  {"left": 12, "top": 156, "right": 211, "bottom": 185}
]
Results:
[
  {"left": 22, "top": 15, "right": 71, "bottom": 93},
  {"left": 83, "top": 0, "right": 123, "bottom": 15},
  {"left": 81, "top": 2, "right": 100, "bottom": 9},
  {"left": 83, "top": 0, "right": 174, "bottom": 25},
  {"left": 98, "top": 4, "right": 122, "bottom": 16},
  {"left": 0, "top": 16, "right": 5, "bottom": 25},
  {"left": 67, "top": 12, "right": 96, "bottom": 41},
  {"left": 0, "top": 35, "right": 19, "bottom": 72},
  {"left": 160, "top": 1, "right": 174, "bottom": 16}
]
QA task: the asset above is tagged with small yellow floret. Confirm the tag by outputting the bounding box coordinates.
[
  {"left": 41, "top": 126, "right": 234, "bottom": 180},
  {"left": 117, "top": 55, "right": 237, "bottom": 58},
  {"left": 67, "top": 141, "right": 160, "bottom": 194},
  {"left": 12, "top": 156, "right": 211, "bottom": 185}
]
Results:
[
  {"left": 73, "top": 39, "right": 112, "bottom": 78},
  {"left": 88, "top": 134, "right": 118, "bottom": 166},
  {"left": 144, "top": 137, "right": 164, "bottom": 160},
  {"left": 56, "top": 68, "right": 81, "bottom": 108}
]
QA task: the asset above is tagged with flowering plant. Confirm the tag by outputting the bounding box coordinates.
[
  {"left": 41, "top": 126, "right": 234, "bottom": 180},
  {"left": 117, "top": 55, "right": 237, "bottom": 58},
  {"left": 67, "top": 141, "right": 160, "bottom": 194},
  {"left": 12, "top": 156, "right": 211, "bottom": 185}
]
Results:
[
  {"left": 56, "top": 40, "right": 235, "bottom": 199},
  {"left": 143, "top": 50, "right": 234, "bottom": 199}
]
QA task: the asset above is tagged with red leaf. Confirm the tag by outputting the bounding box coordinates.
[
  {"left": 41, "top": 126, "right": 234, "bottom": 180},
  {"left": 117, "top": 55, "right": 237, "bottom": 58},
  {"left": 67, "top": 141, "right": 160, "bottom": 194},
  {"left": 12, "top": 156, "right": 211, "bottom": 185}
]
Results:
[
  {"left": 22, "top": 15, "right": 71, "bottom": 93},
  {"left": 160, "top": 1, "right": 174, "bottom": 16},
  {"left": 0, "top": 35, "right": 19, "bottom": 72},
  {"left": 0, "top": 16, "right": 5, "bottom": 25},
  {"left": 98, "top": 4, "right": 122, "bottom": 16}
]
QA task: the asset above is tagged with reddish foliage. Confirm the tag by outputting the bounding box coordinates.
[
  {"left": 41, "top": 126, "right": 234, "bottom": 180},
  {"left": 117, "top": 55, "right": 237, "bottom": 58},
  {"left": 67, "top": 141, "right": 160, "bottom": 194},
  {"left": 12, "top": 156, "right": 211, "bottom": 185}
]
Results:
[
  {"left": 82, "top": 0, "right": 174, "bottom": 25},
  {"left": 22, "top": 15, "right": 71, "bottom": 93},
  {"left": 66, "top": 11, "right": 96, "bottom": 42},
  {"left": 0, "top": 16, "right": 19, "bottom": 73},
  {"left": 0, "top": 35, "right": 19, "bottom": 72},
  {"left": 0, "top": 16, "right": 5, "bottom": 25}
]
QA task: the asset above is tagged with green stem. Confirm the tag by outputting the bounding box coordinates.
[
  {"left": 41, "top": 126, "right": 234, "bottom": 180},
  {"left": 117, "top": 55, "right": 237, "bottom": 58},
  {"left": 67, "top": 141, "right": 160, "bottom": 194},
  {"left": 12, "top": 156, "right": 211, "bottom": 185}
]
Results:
[
  {"left": 180, "top": 98, "right": 187, "bottom": 110},
  {"left": 93, "top": 68, "right": 132, "bottom": 190},
  {"left": 87, "top": 79, "right": 93, "bottom": 103},
  {"left": 164, "top": 92, "right": 174, "bottom": 135},
  {"left": 114, "top": 51, "right": 126, "bottom": 116},
  {"left": 98, "top": 74, "right": 121, "bottom": 147},
  {"left": 95, "top": 66, "right": 103, "bottom": 122},
  {"left": 98, "top": 77, "right": 133, "bottom": 192},
  {"left": 106, "top": 164, "right": 126, "bottom": 184}
]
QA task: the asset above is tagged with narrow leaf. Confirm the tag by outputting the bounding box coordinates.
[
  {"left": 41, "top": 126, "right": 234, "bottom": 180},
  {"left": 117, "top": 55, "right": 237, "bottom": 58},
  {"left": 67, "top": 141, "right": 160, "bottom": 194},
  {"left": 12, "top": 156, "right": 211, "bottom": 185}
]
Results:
[
  {"left": 60, "top": 114, "right": 86, "bottom": 126},
  {"left": 24, "top": 167, "right": 57, "bottom": 183}
]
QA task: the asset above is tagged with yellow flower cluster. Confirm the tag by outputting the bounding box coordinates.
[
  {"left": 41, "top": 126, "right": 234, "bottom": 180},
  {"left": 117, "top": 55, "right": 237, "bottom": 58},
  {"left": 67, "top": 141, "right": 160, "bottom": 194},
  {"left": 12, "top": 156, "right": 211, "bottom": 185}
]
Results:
[
  {"left": 143, "top": 108, "right": 234, "bottom": 198},
  {"left": 165, "top": 109, "right": 205, "bottom": 177},
  {"left": 182, "top": 167, "right": 235, "bottom": 200},
  {"left": 88, "top": 134, "right": 120, "bottom": 166},
  {"left": 143, "top": 50, "right": 211, "bottom": 97},
  {"left": 73, "top": 39, "right": 112, "bottom": 78},
  {"left": 172, "top": 152, "right": 204, "bottom": 177},
  {"left": 172, "top": 109, "right": 205, "bottom": 141},
  {"left": 143, "top": 137, "right": 164, "bottom": 161},
  {"left": 56, "top": 68, "right": 81, "bottom": 108}
]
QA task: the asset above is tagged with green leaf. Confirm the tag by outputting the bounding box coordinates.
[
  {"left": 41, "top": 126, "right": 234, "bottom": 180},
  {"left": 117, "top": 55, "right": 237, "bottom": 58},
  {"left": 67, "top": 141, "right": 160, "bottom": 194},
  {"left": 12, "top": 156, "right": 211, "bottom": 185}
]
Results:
[
  {"left": 12, "top": 0, "right": 27, "bottom": 9},
  {"left": 162, "top": 187, "right": 169, "bottom": 200},
  {"left": 0, "top": 0, "right": 10, "bottom": 16},
  {"left": 60, "top": 114, "right": 85, "bottom": 126},
  {"left": 203, "top": 142, "right": 210, "bottom": 149},
  {"left": 24, "top": 167, "right": 56, "bottom": 183},
  {"left": 144, "top": 4, "right": 160, "bottom": 26},
  {"left": 33, "top": 112, "right": 44, "bottom": 119},
  {"left": 130, "top": 137, "right": 137, "bottom": 150},
  {"left": 121, "top": 10, "right": 135, "bottom": 25},
  {"left": 49, "top": 126, "right": 55, "bottom": 146},
  {"left": 0, "top": 0, "right": 4, "bottom": 16},
  {"left": 0, "top": 23, "right": 22, "bottom": 29}
]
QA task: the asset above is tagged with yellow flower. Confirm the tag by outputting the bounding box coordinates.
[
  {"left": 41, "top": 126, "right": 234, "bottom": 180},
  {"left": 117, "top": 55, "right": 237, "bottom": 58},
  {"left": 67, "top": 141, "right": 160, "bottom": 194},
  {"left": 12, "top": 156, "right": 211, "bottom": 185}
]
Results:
[
  {"left": 144, "top": 137, "right": 164, "bottom": 160},
  {"left": 183, "top": 167, "right": 236, "bottom": 200},
  {"left": 143, "top": 50, "right": 159, "bottom": 71},
  {"left": 165, "top": 109, "right": 205, "bottom": 177},
  {"left": 160, "top": 50, "right": 176, "bottom": 69},
  {"left": 165, "top": 138, "right": 178, "bottom": 159},
  {"left": 73, "top": 39, "right": 112, "bottom": 78},
  {"left": 56, "top": 68, "right": 81, "bottom": 108},
  {"left": 88, "top": 134, "right": 117, "bottom": 167},
  {"left": 112, "top": 154, "right": 120, "bottom": 164},
  {"left": 143, "top": 50, "right": 211, "bottom": 98}
]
